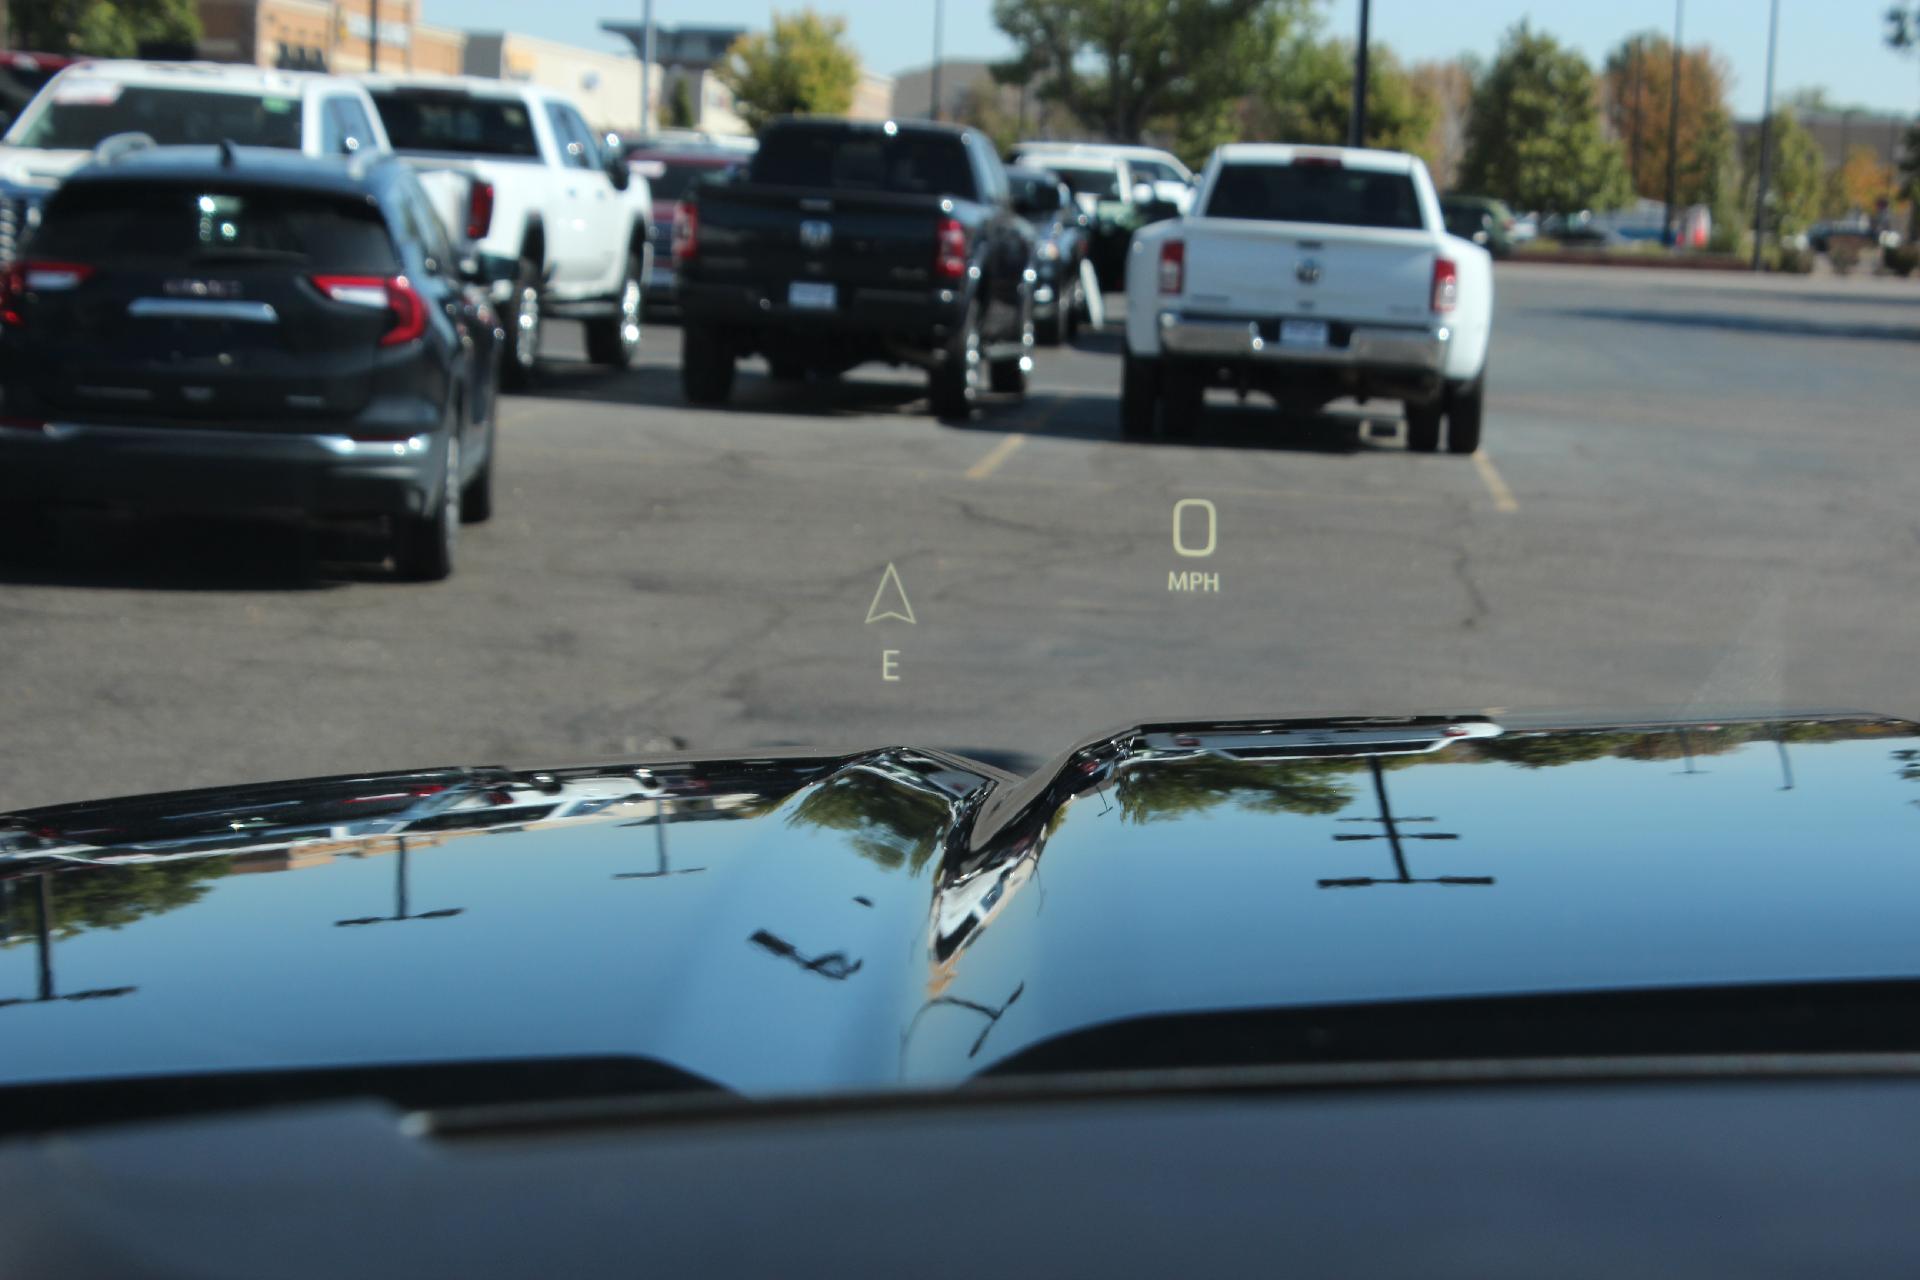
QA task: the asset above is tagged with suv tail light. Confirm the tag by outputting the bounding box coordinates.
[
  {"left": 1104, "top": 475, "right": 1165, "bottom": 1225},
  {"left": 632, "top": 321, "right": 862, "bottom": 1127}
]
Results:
[
  {"left": 672, "top": 202, "right": 698, "bottom": 265},
  {"left": 1431, "top": 257, "right": 1458, "bottom": 313},
  {"left": 0, "top": 259, "right": 94, "bottom": 327},
  {"left": 465, "top": 180, "right": 494, "bottom": 240},
  {"left": 311, "top": 274, "right": 428, "bottom": 346},
  {"left": 934, "top": 216, "right": 969, "bottom": 280},
  {"left": 1158, "top": 240, "right": 1185, "bottom": 294}
]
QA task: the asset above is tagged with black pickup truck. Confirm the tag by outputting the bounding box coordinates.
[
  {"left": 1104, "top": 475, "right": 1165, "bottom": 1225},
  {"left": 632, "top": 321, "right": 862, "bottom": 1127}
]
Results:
[{"left": 672, "top": 117, "right": 1035, "bottom": 422}]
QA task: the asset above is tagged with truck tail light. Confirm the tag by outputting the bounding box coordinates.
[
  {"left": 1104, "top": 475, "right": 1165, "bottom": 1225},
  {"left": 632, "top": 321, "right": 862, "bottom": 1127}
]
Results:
[
  {"left": 1431, "top": 257, "right": 1458, "bottom": 313},
  {"left": 1158, "top": 240, "right": 1185, "bottom": 294},
  {"left": 311, "top": 274, "right": 428, "bottom": 346},
  {"left": 465, "top": 179, "right": 494, "bottom": 240},
  {"left": 0, "top": 260, "right": 94, "bottom": 326},
  {"left": 672, "top": 202, "right": 699, "bottom": 265},
  {"left": 934, "top": 216, "right": 969, "bottom": 279}
]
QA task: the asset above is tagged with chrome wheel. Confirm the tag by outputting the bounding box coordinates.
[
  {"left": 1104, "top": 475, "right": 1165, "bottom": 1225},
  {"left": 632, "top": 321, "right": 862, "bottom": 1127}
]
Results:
[
  {"left": 441, "top": 435, "right": 461, "bottom": 554},
  {"left": 617, "top": 274, "right": 642, "bottom": 355},
  {"left": 513, "top": 285, "right": 540, "bottom": 369}
]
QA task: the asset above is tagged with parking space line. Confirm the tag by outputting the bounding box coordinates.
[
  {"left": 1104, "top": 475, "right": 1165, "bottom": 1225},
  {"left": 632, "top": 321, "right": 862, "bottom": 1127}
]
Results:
[
  {"left": 965, "top": 433, "right": 1028, "bottom": 480},
  {"left": 1473, "top": 450, "right": 1519, "bottom": 513}
]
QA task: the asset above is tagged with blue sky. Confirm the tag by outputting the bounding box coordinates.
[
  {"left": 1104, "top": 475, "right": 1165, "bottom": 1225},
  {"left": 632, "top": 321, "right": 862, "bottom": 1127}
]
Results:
[{"left": 424, "top": 0, "right": 1920, "bottom": 119}]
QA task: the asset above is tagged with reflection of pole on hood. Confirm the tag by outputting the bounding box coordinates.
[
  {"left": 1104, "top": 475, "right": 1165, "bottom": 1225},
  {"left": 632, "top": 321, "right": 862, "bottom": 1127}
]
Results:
[
  {"left": 749, "top": 929, "right": 862, "bottom": 980},
  {"left": 335, "top": 838, "right": 464, "bottom": 926},
  {"left": 0, "top": 872, "right": 137, "bottom": 1009},
  {"left": 613, "top": 795, "right": 706, "bottom": 879},
  {"left": 1775, "top": 733, "right": 1795, "bottom": 792},
  {"left": 1319, "top": 758, "right": 1493, "bottom": 889}
]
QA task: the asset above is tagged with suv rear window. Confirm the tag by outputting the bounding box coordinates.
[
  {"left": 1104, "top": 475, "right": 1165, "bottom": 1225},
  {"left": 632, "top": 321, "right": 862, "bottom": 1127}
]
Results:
[
  {"left": 629, "top": 158, "right": 736, "bottom": 201},
  {"left": 28, "top": 182, "right": 399, "bottom": 272},
  {"left": 369, "top": 92, "right": 540, "bottom": 159},
  {"left": 751, "top": 128, "right": 976, "bottom": 199},
  {"left": 1206, "top": 163, "right": 1423, "bottom": 229},
  {"left": 12, "top": 84, "right": 304, "bottom": 150}
]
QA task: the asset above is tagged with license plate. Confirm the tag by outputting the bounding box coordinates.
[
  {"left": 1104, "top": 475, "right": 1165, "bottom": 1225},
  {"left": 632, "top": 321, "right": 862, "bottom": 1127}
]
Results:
[
  {"left": 788, "top": 282, "right": 837, "bottom": 310},
  {"left": 1279, "top": 319, "right": 1329, "bottom": 349}
]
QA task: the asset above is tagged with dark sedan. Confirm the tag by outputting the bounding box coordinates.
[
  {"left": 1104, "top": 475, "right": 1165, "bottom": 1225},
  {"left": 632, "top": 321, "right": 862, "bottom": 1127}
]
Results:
[
  {"left": 1007, "top": 165, "right": 1093, "bottom": 345},
  {"left": 0, "top": 146, "right": 502, "bottom": 580}
]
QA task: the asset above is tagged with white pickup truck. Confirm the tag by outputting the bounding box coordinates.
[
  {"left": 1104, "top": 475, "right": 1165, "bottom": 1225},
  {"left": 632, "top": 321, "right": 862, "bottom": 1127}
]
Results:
[
  {"left": 1123, "top": 144, "right": 1493, "bottom": 453},
  {"left": 360, "top": 75, "right": 652, "bottom": 388}
]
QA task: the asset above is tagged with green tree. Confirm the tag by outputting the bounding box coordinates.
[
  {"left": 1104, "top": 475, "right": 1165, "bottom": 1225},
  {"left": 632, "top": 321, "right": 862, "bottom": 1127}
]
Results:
[
  {"left": 1458, "top": 23, "right": 1632, "bottom": 213},
  {"left": 1747, "top": 107, "right": 1824, "bottom": 240},
  {"left": 666, "top": 77, "right": 695, "bottom": 130},
  {"left": 1249, "top": 38, "right": 1438, "bottom": 158},
  {"left": 952, "top": 83, "right": 1021, "bottom": 155},
  {"left": 3, "top": 861, "right": 229, "bottom": 947},
  {"left": 991, "top": 0, "right": 1315, "bottom": 145},
  {"left": 785, "top": 771, "right": 952, "bottom": 876},
  {"left": 715, "top": 8, "right": 861, "bottom": 133},
  {"left": 9, "top": 0, "right": 201, "bottom": 57},
  {"left": 1115, "top": 757, "right": 1361, "bottom": 824}
]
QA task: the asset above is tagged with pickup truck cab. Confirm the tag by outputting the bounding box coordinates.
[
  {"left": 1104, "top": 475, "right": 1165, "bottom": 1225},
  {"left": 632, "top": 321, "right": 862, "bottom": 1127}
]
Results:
[
  {"left": 1123, "top": 144, "right": 1493, "bottom": 454},
  {"left": 1015, "top": 140, "right": 1196, "bottom": 213},
  {"left": 361, "top": 75, "right": 653, "bottom": 388},
  {"left": 0, "top": 60, "right": 389, "bottom": 264},
  {"left": 674, "top": 116, "right": 1035, "bottom": 422}
]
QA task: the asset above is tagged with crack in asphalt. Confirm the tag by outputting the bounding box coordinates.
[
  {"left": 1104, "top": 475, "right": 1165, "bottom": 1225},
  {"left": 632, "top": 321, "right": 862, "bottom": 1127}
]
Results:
[{"left": 1453, "top": 546, "right": 1490, "bottom": 630}]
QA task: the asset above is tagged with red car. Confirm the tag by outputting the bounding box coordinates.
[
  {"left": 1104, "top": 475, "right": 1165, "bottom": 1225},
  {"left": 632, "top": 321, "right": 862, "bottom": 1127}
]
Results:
[{"left": 624, "top": 146, "right": 741, "bottom": 308}]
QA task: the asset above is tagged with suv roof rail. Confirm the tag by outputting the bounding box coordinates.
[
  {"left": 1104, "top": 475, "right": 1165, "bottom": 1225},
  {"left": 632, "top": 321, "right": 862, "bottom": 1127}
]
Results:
[{"left": 93, "top": 131, "right": 155, "bottom": 165}]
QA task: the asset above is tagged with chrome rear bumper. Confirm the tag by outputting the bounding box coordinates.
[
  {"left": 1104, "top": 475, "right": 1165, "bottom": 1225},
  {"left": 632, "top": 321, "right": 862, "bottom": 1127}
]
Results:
[{"left": 1158, "top": 312, "right": 1448, "bottom": 371}]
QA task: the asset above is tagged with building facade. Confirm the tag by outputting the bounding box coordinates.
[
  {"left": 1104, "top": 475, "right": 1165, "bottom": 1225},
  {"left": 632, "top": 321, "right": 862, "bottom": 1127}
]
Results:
[
  {"left": 197, "top": 0, "right": 462, "bottom": 75},
  {"left": 462, "top": 32, "right": 653, "bottom": 134}
]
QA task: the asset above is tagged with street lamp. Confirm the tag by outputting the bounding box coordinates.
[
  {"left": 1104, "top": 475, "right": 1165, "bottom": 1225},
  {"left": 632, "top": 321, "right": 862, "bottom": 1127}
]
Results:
[
  {"left": 929, "top": 0, "right": 945, "bottom": 122},
  {"left": 1751, "top": 0, "right": 1782, "bottom": 269},
  {"left": 1318, "top": 758, "right": 1494, "bottom": 890},
  {"left": 334, "top": 837, "right": 464, "bottom": 927},
  {"left": 1349, "top": 0, "right": 1372, "bottom": 148},
  {"left": 1662, "top": 0, "right": 1685, "bottom": 247},
  {"left": 0, "top": 873, "right": 137, "bottom": 1010}
]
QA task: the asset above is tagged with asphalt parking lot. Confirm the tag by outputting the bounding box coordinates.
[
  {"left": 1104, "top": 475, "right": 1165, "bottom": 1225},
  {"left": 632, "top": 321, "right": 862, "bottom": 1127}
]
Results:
[{"left": 4, "top": 264, "right": 1918, "bottom": 809}]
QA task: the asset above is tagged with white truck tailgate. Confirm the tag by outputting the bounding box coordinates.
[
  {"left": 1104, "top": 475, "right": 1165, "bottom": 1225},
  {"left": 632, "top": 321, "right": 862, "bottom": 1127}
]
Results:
[{"left": 1183, "top": 222, "right": 1438, "bottom": 326}]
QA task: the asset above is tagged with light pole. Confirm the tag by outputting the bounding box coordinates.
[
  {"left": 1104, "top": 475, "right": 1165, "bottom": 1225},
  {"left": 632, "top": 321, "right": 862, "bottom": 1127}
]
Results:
[
  {"left": 1751, "top": 0, "right": 1781, "bottom": 269},
  {"left": 1662, "top": 0, "right": 1684, "bottom": 247},
  {"left": 639, "top": 0, "right": 655, "bottom": 137},
  {"left": 1318, "top": 758, "right": 1494, "bottom": 890},
  {"left": 929, "top": 0, "right": 945, "bottom": 122},
  {"left": 1349, "top": 0, "right": 1372, "bottom": 148}
]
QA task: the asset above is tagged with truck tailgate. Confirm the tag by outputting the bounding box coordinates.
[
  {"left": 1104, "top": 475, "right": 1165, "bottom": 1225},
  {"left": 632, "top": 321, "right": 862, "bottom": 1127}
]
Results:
[
  {"left": 398, "top": 159, "right": 478, "bottom": 250},
  {"left": 693, "top": 185, "right": 947, "bottom": 298},
  {"left": 1184, "top": 222, "right": 1437, "bottom": 326}
]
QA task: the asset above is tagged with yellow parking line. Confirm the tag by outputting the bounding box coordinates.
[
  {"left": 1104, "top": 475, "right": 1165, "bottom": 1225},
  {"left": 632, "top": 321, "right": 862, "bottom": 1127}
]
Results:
[
  {"left": 965, "top": 432, "right": 1028, "bottom": 480},
  {"left": 1473, "top": 449, "right": 1519, "bottom": 513}
]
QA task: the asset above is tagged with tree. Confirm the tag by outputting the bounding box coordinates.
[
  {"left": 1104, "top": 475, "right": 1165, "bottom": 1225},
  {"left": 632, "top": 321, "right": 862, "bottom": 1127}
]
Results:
[
  {"left": 1407, "top": 58, "right": 1477, "bottom": 190},
  {"left": 1825, "top": 144, "right": 1895, "bottom": 217},
  {"left": 1890, "top": 4, "right": 1920, "bottom": 54},
  {"left": 1601, "top": 34, "right": 1736, "bottom": 206},
  {"left": 715, "top": 8, "right": 860, "bottom": 133},
  {"left": 1248, "top": 38, "right": 1437, "bottom": 158},
  {"left": 1458, "top": 24, "right": 1630, "bottom": 213},
  {"left": 952, "top": 83, "right": 1021, "bottom": 155},
  {"left": 666, "top": 77, "right": 695, "bottom": 130},
  {"left": 1115, "top": 757, "right": 1361, "bottom": 824},
  {"left": 1747, "top": 107, "right": 1824, "bottom": 239},
  {"left": 785, "top": 771, "right": 953, "bottom": 876},
  {"left": 3, "top": 860, "right": 228, "bottom": 947},
  {"left": 991, "top": 0, "right": 1315, "bottom": 145},
  {"left": 9, "top": 0, "right": 200, "bottom": 57}
]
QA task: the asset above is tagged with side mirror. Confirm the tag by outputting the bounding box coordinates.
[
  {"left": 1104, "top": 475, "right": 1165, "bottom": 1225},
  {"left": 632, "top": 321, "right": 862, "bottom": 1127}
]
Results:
[
  {"left": 607, "top": 153, "right": 631, "bottom": 191},
  {"left": 1132, "top": 183, "right": 1155, "bottom": 206}
]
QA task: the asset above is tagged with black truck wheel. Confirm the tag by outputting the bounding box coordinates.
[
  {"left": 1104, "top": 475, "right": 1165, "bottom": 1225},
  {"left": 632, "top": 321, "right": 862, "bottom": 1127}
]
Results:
[
  {"left": 929, "top": 303, "right": 983, "bottom": 423},
  {"left": 1446, "top": 376, "right": 1485, "bottom": 455},
  {"left": 1120, "top": 352, "right": 1160, "bottom": 440}
]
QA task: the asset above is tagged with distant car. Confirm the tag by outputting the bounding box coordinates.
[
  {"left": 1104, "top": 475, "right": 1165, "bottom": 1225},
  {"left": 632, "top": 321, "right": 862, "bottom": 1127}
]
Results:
[
  {"left": 0, "top": 60, "right": 390, "bottom": 265},
  {"left": 623, "top": 146, "right": 741, "bottom": 309},
  {"left": 1014, "top": 140, "right": 1196, "bottom": 211},
  {"left": 1007, "top": 165, "right": 1092, "bottom": 346},
  {"left": 361, "top": 74, "right": 653, "bottom": 389},
  {"left": 0, "top": 50, "right": 79, "bottom": 135},
  {"left": 0, "top": 146, "right": 502, "bottom": 581},
  {"left": 1010, "top": 150, "right": 1159, "bottom": 288},
  {"left": 1440, "top": 195, "right": 1517, "bottom": 258},
  {"left": 675, "top": 116, "right": 1036, "bottom": 422},
  {"left": 1807, "top": 219, "right": 1872, "bottom": 254}
]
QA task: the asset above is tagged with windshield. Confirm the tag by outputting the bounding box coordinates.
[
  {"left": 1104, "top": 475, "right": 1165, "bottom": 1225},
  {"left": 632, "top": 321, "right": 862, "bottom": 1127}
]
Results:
[
  {"left": 1206, "top": 163, "right": 1424, "bottom": 228},
  {"left": 750, "top": 127, "right": 976, "bottom": 197},
  {"left": 0, "top": 59, "right": 63, "bottom": 134},
  {"left": 10, "top": 82, "right": 303, "bottom": 150},
  {"left": 4, "top": 0, "right": 1920, "bottom": 1144},
  {"left": 1048, "top": 164, "right": 1121, "bottom": 200},
  {"left": 368, "top": 92, "right": 539, "bottom": 158}
]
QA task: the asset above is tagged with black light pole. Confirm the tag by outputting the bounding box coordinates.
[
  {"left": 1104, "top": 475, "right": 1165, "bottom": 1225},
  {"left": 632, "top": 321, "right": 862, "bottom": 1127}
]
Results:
[
  {"left": 1349, "top": 0, "right": 1372, "bottom": 148},
  {"left": 1318, "top": 758, "right": 1494, "bottom": 890},
  {"left": 368, "top": 0, "right": 380, "bottom": 72},
  {"left": 335, "top": 838, "right": 464, "bottom": 927},
  {"left": 1662, "top": 0, "right": 1684, "bottom": 247},
  {"left": 0, "top": 873, "right": 137, "bottom": 1010},
  {"left": 1751, "top": 0, "right": 1781, "bottom": 269},
  {"left": 929, "top": 0, "right": 944, "bottom": 121}
]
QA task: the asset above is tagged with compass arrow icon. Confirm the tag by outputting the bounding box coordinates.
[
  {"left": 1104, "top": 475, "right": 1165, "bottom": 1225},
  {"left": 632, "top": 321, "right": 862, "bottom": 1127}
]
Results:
[{"left": 864, "top": 562, "right": 916, "bottom": 624}]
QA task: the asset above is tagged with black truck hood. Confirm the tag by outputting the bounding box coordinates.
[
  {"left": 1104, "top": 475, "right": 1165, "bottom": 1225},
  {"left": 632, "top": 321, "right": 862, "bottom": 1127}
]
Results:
[{"left": 4, "top": 711, "right": 1919, "bottom": 1114}]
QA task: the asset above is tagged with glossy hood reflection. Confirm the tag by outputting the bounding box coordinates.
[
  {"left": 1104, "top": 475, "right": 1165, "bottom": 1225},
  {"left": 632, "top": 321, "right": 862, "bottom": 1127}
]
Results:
[{"left": 5, "top": 713, "right": 1920, "bottom": 1107}]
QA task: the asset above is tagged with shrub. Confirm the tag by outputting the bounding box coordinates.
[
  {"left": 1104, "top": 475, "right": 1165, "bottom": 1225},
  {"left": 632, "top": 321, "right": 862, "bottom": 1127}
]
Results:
[
  {"left": 1769, "top": 245, "right": 1814, "bottom": 274},
  {"left": 1826, "top": 238, "right": 1863, "bottom": 275},
  {"left": 1883, "top": 244, "right": 1919, "bottom": 277}
]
